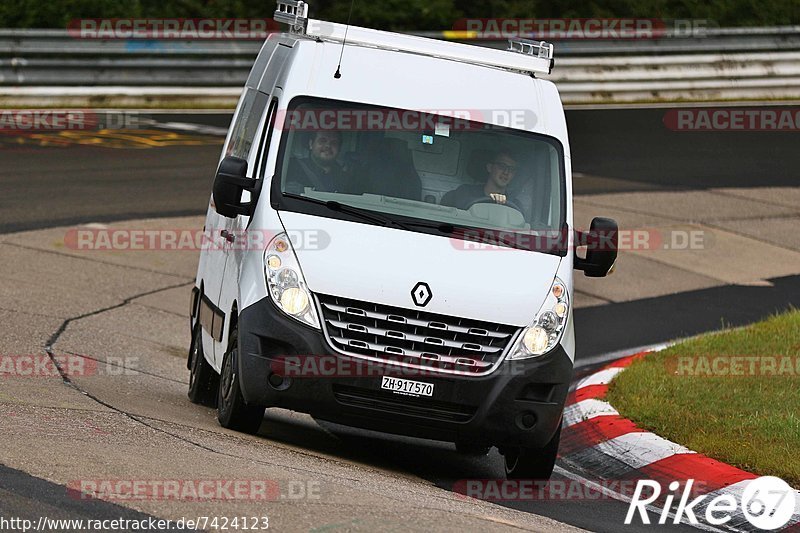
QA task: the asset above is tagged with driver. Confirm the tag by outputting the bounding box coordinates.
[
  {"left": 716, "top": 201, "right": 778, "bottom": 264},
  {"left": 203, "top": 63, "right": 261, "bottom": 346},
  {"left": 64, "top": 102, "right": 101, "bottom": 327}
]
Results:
[
  {"left": 440, "top": 150, "right": 521, "bottom": 210},
  {"left": 285, "top": 130, "right": 351, "bottom": 193}
]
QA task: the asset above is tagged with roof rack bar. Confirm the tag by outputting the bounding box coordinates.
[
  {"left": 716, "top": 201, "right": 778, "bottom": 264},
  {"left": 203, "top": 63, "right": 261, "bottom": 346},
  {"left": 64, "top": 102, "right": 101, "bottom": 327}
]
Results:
[
  {"left": 272, "top": 1, "right": 555, "bottom": 75},
  {"left": 274, "top": 0, "right": 308, "bottom": 34},
  {"left": 507, "top": 39, "right": 554, "bottom": 60}
]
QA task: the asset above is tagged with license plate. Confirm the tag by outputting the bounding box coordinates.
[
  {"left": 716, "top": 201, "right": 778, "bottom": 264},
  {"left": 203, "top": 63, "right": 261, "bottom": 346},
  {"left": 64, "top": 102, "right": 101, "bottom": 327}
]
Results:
[{"left": 381, "top": 376, "right": 434, "bottom": 397}]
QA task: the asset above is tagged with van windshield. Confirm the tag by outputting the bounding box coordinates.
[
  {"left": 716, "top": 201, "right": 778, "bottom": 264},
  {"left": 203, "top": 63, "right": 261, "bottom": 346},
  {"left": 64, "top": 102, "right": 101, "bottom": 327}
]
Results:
[{"left": 275, "top": 97, "right": 566, "bottom": 250}]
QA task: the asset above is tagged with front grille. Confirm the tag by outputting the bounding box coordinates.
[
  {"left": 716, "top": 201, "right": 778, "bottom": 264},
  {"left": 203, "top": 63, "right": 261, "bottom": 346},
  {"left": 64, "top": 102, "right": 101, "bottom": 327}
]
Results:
[
  {"left": 333, "top": 385, "right": 476, "bottom": 422},
  {"left": 317, "top": 293, "right": 519, "bottom": 375}
]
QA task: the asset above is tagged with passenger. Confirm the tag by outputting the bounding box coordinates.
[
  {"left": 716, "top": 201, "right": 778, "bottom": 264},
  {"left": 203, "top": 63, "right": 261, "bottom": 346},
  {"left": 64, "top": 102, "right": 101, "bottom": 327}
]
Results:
[
  {"left": 286, "top": 130, "right": 352, "bottom": 193},
  {"left": 440, "top": 151, "right": 521, "bottom": 210}
]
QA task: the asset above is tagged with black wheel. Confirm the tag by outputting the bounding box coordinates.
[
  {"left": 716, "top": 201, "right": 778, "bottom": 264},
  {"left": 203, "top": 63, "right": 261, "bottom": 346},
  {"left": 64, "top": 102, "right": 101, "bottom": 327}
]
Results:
[
  {"left": 217, "top": 328, "right": 265, "bottom": 434},
  {"left": 187, "top": 324, "right": 218, "bottom": 406},
  {"left": 504, "top": 425, "right": 561, "bottom": 480},
  {"left": 455, "top": 441, "right": 491, "bottom": 456}
]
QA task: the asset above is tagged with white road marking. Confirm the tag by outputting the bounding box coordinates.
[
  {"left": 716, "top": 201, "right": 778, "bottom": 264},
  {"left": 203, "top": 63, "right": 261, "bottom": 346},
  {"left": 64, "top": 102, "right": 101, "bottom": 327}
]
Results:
[
  {"left": 593, "top": 432, "right": 695, "bottom": 470},
  {"left": 563, "top": 398, "right": 618, "bottom": 427},
  {"left": 575, "top": 367, "right": 624, "bottom": 389}
]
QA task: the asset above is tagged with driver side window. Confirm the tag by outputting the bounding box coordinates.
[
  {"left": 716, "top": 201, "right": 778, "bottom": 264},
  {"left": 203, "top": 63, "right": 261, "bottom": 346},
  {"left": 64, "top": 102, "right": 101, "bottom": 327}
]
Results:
[{"left": 224, "top": 89, "right": 269, "bottom": 171}]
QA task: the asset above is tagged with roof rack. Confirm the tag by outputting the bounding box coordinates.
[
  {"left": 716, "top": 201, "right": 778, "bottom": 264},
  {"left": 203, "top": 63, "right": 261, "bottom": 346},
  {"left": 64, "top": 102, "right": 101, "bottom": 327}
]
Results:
[
  {"left": 274, "top": 0, "right": 309, "bottom": 34},
  {"left": 273, "top": 0, "right": 554, "bottom": 75},
  {"left": 508, "top": 39, "right": 554, "bottom": 60}
]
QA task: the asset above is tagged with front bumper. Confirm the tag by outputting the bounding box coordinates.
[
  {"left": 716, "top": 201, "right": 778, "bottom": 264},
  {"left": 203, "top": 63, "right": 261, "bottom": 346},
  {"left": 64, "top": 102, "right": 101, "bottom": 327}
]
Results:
[{"left": 238, "top": 296, "right": 574, "bottom": 449}]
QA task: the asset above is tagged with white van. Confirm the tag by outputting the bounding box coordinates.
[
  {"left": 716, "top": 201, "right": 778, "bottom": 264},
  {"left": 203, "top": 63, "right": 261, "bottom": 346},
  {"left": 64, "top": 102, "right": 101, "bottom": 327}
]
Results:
[{"left": 188, "top": 0, "right": 617, "bottom": 479}]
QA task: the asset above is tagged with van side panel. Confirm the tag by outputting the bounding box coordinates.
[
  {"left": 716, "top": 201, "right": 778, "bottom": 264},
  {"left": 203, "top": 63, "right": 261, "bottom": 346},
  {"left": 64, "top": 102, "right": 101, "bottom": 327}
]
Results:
[{"left": 217, "top": 46, "right": 296, "bottom": 354}]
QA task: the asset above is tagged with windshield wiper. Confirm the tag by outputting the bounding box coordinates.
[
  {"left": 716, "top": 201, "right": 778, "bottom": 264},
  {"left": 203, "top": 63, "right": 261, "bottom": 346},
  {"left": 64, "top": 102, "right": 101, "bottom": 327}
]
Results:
[
  {"left": 283, "top": 193, "right": 412, "bottom": 231},
  {"left": 396, "top": 220, "right": 455, "bottom": 234}
]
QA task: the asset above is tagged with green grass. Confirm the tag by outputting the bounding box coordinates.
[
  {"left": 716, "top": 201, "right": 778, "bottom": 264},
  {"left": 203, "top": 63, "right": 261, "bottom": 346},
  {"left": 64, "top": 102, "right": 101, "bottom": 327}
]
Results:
[{"left": 606, "top": 309, "right": 800, "bottom": 487}]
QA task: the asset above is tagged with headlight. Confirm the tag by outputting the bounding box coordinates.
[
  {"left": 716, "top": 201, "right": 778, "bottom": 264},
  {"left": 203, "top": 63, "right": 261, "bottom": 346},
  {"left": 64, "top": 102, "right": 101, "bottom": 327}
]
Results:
[
  {"left": 265, "top": 233, "right": 320, "bottom": 329},
  {"left": 509, "top": 277, "right": 569, "bottom": 359}
]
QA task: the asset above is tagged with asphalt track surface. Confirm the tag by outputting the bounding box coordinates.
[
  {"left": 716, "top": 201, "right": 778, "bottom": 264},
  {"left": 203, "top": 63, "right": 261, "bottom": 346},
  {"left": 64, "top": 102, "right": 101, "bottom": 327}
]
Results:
[
  {"left": 0, "top": 464, "right": 191, "bottom": 531},
  {"left": 2, "top": 105, "right": 798, "bottom": 532}
]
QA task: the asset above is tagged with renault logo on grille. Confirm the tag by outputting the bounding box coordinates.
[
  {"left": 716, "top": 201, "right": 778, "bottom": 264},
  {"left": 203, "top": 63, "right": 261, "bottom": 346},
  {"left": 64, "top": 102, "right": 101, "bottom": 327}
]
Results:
[{"left": 411, "top": 282, "right": 432, "bottom": 307}]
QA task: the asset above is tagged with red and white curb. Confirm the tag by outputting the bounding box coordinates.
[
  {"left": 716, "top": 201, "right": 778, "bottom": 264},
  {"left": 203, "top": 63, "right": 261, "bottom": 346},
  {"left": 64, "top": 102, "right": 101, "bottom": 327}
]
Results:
[{"left": 561, "top": 352, "right": 800, "bottom": 532}]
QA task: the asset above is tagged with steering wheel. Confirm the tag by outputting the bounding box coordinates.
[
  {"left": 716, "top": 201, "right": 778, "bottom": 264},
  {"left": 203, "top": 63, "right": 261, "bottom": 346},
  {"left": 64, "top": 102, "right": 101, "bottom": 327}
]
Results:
[{"left": 464, "top": 196, "right": 526, "bottom": 218}]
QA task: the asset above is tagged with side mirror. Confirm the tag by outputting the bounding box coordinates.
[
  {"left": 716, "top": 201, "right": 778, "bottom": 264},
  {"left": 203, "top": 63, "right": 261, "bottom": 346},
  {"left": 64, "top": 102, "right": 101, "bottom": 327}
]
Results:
[
  {"left": 212, "top": 156, "right": 257, "bottom": 218},
  {"left": 574, "top": 217, "right": 618, "bottom": 277}
]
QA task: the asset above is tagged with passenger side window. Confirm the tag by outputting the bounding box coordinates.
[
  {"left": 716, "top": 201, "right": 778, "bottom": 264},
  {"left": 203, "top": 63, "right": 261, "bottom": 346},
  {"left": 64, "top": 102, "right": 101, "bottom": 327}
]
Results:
[{"left": 225, "top": 88, "right": 270, "bottom": 168}]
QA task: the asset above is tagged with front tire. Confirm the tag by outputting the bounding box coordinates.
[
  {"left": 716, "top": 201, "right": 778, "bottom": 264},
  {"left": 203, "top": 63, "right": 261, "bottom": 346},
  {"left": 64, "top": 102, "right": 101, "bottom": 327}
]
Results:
[
  {"left": 188, "top": 324, "right": 218, "bottom": 406},
  {"left": 217, "top": 328, "right": 265, "bottom": 434},
  {"left": 504, "top": 425, "right": 561, "bottom": 480}
]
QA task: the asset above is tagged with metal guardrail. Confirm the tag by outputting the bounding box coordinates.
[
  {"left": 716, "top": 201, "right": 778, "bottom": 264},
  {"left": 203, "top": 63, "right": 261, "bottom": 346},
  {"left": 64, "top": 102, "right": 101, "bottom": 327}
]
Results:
[
  {"left": 2, "top": 28, "right": 800, "bottom": 104},
  {"left": 543, "top": 51, "right": 800, "bottom": 103}
]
